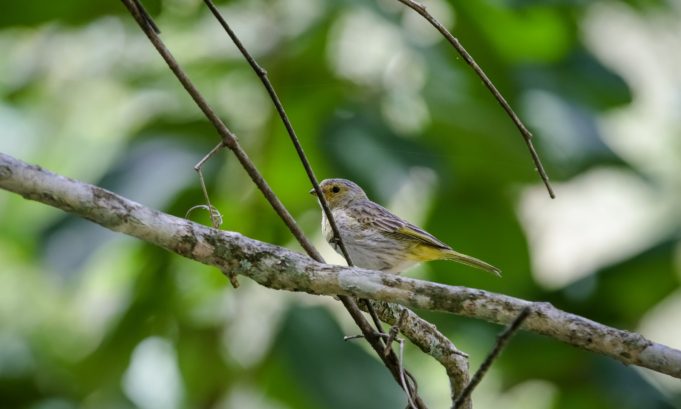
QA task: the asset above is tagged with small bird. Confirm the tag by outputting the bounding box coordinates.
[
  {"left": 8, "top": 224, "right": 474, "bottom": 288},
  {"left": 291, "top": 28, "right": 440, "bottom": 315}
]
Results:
[{"left": 310, "top": 178, "right": 501, "bottom": 276}]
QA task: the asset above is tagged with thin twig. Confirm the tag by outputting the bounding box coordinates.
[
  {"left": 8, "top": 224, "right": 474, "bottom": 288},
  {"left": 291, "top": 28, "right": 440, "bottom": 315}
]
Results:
[
  {"left": 399, "top": 338, "right": 417, "bottom": 409},
  {"left": 397, "top": 0, "right": 555, "bottom": 199},
  {"left": 203, "top": 0, "right": 390, "bottom": 360},
  {"left": 344, "top": 329, "right": 417, "bottom": 409},
  {"left": 131, "top": 0, "right": 160, "bottom": 34},
  {"left": 201, "top": 0, "right": 357, "bottom": 266},
  {"left": 194, "top": 141, "right": 224, "bottom": 171},
  {"left": 119, "top": 2, "right": 425, "bottom": 406},
  {"left": 185, "top": 205, "right": 223, "bottom": 227},
  {"left": 201, "top": 0, "right": 389, "bottom": 332},
  {"left": 365, "top": 301, "right": 470, "bottom": 409},
  {"left": 122, "top": 0, "right": 321, "bottom": 256},
  {"left": 363, "top": 298, "right": 386, "bottom": 332},
  {"left": 193, "top": 142, "right": 224, "bottom": 228},
  {"left": 383, "top": 309, "right": 408, "bottom": 357},
  {"left": 344, "top": 334, "right": 366, "bottom": 341},
  {"left": 337, "top": 296, "right": 427, "bottom": 408},
  {"left": 452, "top": 306, "right": 532, "bottom": 408}
]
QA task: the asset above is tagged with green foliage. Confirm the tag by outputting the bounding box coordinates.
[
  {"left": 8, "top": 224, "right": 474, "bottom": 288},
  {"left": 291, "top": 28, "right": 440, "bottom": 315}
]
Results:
[{"left": 0, "top": 0, "right": 680, "bottom": 408}]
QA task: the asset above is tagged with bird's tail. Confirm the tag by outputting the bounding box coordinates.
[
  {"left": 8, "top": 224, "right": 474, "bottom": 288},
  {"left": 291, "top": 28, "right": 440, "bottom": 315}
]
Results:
[{"left": 442, "top": 249, "right": 502, "bottom": 277}]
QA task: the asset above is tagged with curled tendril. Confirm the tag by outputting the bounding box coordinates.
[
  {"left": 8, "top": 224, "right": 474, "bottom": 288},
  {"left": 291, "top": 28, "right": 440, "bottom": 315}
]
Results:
[{"left": 185, "top": 204, "right": 223, "bottom": 228}]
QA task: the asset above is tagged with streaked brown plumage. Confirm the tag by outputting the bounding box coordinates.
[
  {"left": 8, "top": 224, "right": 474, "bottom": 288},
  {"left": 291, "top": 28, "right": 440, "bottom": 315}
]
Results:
[{"left": 310, "top": 178, "right": 501, "bottom": 276}]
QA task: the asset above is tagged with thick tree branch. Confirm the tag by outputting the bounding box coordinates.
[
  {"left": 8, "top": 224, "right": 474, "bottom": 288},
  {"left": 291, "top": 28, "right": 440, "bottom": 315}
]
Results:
[{"left": 1, "top": 152, "right": 680, "bottom": 380}]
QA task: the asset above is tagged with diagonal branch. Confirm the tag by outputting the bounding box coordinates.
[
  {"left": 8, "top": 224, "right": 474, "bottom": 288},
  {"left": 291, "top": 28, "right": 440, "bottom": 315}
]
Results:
[
  {"left": 203, "top": 0, "right": 355, "bottom": 267},
  {"left": 119, "top": 1, "right": 426, "bottom": 406},
  {"left": 201, "top": 0, "right": 388, "bottom": 338},
  {"left": 2, "top": 151, "right": 680, "bottom": 380},
  {"left": 452, "top": 307, "right": 531, "bottom": 408},
  {"left": 121, "top": 0, "right": 318, "bottom": 257},
  {"left": 397, "top": 0, "right": 555, "bottom": 199}
]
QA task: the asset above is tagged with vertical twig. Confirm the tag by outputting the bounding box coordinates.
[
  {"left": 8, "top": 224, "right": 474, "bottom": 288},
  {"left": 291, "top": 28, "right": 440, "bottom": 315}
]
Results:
[
  {"left": 399, "top": 338, "right": 417, "bottom": 409},
  {"left": 365, "top": 301, "right": 470, "bottom": 409},
  {"left": 380, "top": 308, "right": 413, "bottom": 408},
  {"left": 344, "top": 322, "right": 418, "bottom": 409},
  {"left": 383, "top": 309, "right": 408, "bottom": 357},
  {"left": 452, "top": 306, "right": 532, "bottom": 408},
  {"left": 397, "top": 0, "right": 555, "bottom": 199},
  {"left": 193, "top": 141, "right": 225, "bottom": 228}
]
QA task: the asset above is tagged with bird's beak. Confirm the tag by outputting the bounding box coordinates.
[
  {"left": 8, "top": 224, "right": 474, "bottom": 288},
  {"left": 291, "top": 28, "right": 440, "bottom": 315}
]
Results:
[{"left": 309, "top": 188, "right": 317, "bottom": 196}]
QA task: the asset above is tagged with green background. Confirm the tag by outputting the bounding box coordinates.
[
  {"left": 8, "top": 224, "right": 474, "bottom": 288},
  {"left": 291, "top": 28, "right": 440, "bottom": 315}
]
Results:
[{"left": 0, "top": 0, "right": 680, "bottom": 408}]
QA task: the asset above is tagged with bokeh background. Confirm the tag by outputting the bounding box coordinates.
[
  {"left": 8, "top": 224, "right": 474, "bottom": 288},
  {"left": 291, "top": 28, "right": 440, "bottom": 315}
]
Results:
[{"left": 1, "top": 0, "right": 680, "bottom": 408}]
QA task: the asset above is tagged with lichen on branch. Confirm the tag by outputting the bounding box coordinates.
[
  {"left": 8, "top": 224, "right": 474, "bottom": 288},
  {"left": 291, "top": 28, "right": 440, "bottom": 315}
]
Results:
[{"left": 1, "top": 152, "right": 680, "bottom": 380}]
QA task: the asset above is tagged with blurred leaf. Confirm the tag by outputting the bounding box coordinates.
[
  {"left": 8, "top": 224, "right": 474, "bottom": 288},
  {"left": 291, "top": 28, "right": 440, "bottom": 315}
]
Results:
[
  {"left": 554, "top": 239, "right": 678, "bottom": 328},
  {"left": 265, "top": 305, "right": 405, "bottom": 409},
  {"left": 0, "top": 0, "right": 679, "bottom": 408},
  {"left": 457, "top": 1, "right": 574, "bottom": 63},
  {"left": 0, "top": 0, "right": 162, "bottom": 27}
]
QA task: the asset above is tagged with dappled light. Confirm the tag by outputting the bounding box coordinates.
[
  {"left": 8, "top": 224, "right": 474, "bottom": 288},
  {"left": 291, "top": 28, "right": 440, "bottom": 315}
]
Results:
[{"left": 0, "top": 0, "right": 680, "bottom": 408}]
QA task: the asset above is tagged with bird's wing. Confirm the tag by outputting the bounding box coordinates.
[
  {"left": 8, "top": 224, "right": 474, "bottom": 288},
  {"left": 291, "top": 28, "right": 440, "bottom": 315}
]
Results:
[
  {"left": 391, "top": 223, "right": 451, "bottom": 250},
  {"left": 357, "top": 202, "right": 451, "bottom": 250}
]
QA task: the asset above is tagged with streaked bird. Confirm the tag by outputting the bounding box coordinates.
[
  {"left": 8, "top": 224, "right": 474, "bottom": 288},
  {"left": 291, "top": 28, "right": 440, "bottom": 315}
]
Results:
[{"left": 310, "top": 178, "right": 501, "bottom": 276}]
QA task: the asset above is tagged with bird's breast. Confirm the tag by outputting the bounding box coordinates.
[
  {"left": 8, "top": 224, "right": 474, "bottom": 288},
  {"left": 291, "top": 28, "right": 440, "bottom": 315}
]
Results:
[{"left": 321, "top": 208, "right": 418, "bottom": 272}]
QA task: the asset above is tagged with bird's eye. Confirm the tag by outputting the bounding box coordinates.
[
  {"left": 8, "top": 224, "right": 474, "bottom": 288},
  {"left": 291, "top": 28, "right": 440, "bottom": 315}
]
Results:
[{"left": 331, "top": 186, "right": 340, "bottom": 193}]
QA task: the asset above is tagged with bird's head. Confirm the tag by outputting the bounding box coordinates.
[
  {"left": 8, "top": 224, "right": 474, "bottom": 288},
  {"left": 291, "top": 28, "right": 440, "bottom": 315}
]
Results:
[{"left": 310, "top": 178, "right": 368, "bottom": 208}]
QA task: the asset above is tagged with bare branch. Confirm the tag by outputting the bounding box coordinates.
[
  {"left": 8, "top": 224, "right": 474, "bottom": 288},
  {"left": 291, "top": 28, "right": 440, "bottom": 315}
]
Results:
[
  {"left": 201, "top": 0, "right": 390, "bottom": 348},
  {"left": 452, "top": 307, "right": 531, "bottom": 408},
  {"left": 192, "top": 142, "right": 224, "bottom": 228},
  {"left": 2, "top": 152, "right": 679, "bottom": 381},
  {"left": 366, "top": 301, "right": 471, "bottom": 409},
  {"left": 201, "top": 0, "right": 356, "bottom": 267},
  {"left": 121, "top": 0, "right": 319, "bottom": 259},
  {"left": 119, "top": 2, "right": 426, "bottom": 405},
  {"left": 398, "top": 336, "right": 418, "bottom": 409},
  {"left": 383, "top": 309, "right": 408, "bottom": 357},
  {"left": 199, "top": 3, "right": 473, "bottom": 404},
  {"left": 200, "top": 1, "right": 396, "bottom": 343},
  {"left": 397, "top": 0, "right": 555, "bottom": 199}
]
